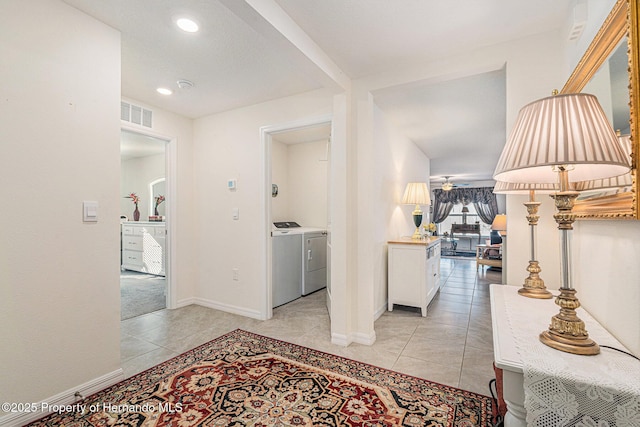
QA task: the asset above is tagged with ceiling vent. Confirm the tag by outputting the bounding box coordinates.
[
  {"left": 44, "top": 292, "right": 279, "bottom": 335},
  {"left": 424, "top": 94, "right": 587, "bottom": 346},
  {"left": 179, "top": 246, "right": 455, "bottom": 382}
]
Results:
[
  {"left": 568, "top": 0, "right": 588, "bottom": 42},
  {"left": 121, "top": 101, "right": 153, "bottom": 128}
]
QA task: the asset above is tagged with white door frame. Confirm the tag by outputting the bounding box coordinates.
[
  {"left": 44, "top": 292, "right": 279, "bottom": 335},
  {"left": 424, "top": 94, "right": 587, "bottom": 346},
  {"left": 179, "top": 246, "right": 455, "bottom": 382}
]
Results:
[
  {"left": 261, "top": 114, "right": 333, "bottom": 320},
  {"left": 121, "top": 123, "right": 178, "bottom": 309}
]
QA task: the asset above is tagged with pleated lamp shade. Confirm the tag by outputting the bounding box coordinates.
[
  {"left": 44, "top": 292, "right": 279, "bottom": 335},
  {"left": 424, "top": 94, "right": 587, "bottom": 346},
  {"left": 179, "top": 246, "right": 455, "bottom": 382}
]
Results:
[
  {"left": 574, "top": 135, "right": 633, "bottom": 191},
  {"left": 401, "top": 182, "right": 431, "bottom": 205},
  {"left": 493, "top": 93, "right": 630, "bottom": 184},
  {"left": 493, "top": 181, "right": 562, "bottom": 195}
]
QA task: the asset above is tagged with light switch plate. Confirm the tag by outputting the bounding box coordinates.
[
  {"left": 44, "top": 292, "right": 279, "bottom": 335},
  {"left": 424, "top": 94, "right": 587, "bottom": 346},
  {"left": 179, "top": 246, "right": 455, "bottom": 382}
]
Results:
[
  {"left": 232, "top": 207, "right": 239, "bottom": 220},
  {"left": 83, "top": 201, "right": 98, "bottom": 222}
]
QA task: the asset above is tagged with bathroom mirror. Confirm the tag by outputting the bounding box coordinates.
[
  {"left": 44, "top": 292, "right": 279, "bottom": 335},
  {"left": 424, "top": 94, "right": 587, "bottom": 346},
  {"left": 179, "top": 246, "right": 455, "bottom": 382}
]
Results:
[{"left": 564, "top": 0, "right": 639, "bottom": 219}]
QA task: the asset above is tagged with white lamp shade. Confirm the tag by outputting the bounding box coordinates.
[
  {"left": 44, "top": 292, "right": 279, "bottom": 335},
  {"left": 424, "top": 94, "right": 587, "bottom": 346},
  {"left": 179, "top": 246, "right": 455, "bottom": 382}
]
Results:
[
  {"left": 574, "top": 135, "right": 633, "bottom": 191},
  {"left": 402, "top": 182, "right": 431, "bottom": 205},
  {"left": 493, "top": 181, "right": 563, "bottom": 195},
  {"left": 493, "top": 93, "right": 630, "bottom": 184}
]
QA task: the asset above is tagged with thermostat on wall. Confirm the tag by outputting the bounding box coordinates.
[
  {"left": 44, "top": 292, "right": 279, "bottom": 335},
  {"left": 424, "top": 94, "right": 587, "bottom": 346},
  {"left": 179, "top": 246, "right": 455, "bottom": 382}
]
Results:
[{"left": 228, "top": 179, "right": 237, "bottom": 191}]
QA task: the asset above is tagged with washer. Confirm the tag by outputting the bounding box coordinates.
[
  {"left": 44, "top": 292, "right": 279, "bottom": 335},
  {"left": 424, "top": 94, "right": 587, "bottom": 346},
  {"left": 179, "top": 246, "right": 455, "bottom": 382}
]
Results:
[
  {"left": 272, "top": 222, "right": 327, "bottom": 305},
  {"left": 272, "top": 224, "right": 302, "bottom": 308}
]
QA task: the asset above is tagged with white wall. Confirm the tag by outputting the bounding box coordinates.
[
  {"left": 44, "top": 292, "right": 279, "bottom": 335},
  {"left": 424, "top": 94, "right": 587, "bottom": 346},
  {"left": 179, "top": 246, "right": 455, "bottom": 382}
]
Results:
[
  {"left": 287, "top": 140, "right": 329, "bottom": 228},
  {"left": 372, "top": 104, "right": 431, "bottom": 317},
  {"left": 271, "top": 139, "right": 328, "bottom": 227},
  {"left": 192, "top": 89, "right": 334, "bottom": 319},
  {"left": 121, "top": 153, "right": 165, "bottom": 220},
  {"left": 271, "top": 141, "right": 290, "bottom": 221},
  {"left": 573, "top": 221, "right": 640, "bottom": 354},
  {"left": 0, "top": 0, "right": 121, "bottom": 411}
]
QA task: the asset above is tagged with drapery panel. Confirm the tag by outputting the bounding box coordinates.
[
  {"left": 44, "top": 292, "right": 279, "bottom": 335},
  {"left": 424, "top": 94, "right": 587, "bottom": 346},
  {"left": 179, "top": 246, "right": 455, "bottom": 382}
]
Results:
[
  {"left": 431, "top": 197, "right": 454, "bottom": 224},
  {"left": 432, "top": 187, "right": 498, "bottom": 224}
]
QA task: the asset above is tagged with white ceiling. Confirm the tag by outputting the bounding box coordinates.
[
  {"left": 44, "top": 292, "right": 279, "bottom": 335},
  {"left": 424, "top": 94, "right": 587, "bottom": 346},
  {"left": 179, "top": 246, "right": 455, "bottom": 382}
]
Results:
[{"left": 63, "top": 0, "right": 575, "bottom": 183}]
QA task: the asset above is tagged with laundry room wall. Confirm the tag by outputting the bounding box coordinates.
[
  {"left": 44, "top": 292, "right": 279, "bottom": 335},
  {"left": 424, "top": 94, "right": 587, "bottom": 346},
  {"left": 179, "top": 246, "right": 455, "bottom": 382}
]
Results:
[
  {"left": 271, "top": 138, "right": 329, "bottom": 228},
  {"left": 271, "top": 140, "right": 290, "bottom": 222},
  {"left": 287, "top": 139, "right": 329, "bottom": 228}
]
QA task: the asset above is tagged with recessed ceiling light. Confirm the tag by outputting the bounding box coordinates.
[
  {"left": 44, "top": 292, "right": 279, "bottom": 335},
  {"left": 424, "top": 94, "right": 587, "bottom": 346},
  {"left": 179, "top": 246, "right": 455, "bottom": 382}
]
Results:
[
  {"left": 176, "top": 18, "right": 199, "bottom": 33},
  {"left": 157, "top": 87, "right": 173, "bottom": 95}
]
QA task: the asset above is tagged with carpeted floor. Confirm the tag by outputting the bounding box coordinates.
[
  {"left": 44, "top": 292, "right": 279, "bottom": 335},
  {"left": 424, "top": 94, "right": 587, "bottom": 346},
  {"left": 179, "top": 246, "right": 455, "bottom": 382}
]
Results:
[
  {"left": 120, "top": 270, "right": 166, "bottom": 320},
  {"left": 27, "top": 329, "right": 493, "bottom": 426}
]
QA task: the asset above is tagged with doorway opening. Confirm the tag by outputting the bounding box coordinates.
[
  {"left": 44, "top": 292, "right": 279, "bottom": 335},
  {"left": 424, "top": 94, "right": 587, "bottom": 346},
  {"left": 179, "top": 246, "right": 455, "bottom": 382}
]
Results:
[
  {"left": 262, "top": 116, "right": 333, "bottom": 321},
  {"left": 120, "top": 128, "right": 170, "bottom": 320}
]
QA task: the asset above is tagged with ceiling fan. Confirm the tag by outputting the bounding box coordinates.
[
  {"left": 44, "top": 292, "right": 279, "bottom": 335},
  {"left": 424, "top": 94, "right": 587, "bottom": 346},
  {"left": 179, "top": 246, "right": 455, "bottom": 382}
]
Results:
[{"left": 441, "top": 176, "right": 469, "bottom": 191}]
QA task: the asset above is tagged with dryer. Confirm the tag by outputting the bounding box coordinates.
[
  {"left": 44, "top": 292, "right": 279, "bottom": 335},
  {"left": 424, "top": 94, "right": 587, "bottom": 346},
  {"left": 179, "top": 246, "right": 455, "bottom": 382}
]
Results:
[
  {"left": 272, "top": 222, "right": 327, "bottom": 303},
  {"left": 302, "top": 230, "right": 327, "bottom": 295}
]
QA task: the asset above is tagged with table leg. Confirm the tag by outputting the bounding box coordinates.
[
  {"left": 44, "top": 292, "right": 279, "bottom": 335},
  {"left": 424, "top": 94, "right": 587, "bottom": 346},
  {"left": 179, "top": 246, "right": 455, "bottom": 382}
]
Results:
[{"left": 503, "top": 370, "right": 527, "bottom": 427}]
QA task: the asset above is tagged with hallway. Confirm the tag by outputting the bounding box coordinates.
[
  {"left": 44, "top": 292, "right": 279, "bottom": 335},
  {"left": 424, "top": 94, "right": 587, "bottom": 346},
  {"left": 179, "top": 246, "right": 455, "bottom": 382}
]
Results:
[{"left": 121, "top": 258, "right": 499, "bottom": 396}]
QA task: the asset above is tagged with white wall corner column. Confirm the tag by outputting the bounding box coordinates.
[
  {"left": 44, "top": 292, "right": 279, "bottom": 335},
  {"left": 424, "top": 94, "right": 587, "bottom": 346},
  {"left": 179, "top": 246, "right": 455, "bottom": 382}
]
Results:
[
  {"left": 329, "top": 92, "right": 352, "bottom": 346},
  {"left": 353, "top": 87, "right": 377, "bottom": 344}
]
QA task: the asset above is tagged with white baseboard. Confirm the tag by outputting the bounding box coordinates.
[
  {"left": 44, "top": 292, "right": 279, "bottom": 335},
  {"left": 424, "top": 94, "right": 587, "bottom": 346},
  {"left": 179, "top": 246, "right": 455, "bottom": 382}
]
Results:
[
  {"left": 374, "top": 303, "right": 387, "bottom": 321},
  {"left": 352, "top": 330, "right": 377, "bottom": 346},
  {"left": 0, "top": 369, "right": 124, "bottom": 427},
  {"left": 331, "top": 332, "right": 351, "bottom": 347},
  {"left": 332, "top": 328, "right": 377, "bottom": 346},
  {"left": 193, "top": 298, "right": 263, "bottom": 320},
  {"left": 176, "top": 297, "right": 196, "bottom": 308}
]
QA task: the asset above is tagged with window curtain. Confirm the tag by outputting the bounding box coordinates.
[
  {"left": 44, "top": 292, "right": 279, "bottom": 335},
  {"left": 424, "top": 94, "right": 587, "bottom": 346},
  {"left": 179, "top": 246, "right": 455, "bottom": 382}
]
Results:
[
  {"left": 431, "top": 193, "right": 454, "bottom": 223},
  {"left": 432, "top": 187, "right": 499, "bottom": 224}
]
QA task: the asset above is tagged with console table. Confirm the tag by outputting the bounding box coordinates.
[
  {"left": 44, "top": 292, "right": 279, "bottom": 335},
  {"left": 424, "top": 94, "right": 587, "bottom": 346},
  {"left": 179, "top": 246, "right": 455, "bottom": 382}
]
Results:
[
  {"left": 491, "top": 284, "right": 640, "bottom": 427},
  {"left": 450, "top": 223, "right": 481, "bottom": 243},
  {"left": 387, "top": 237, "right": 441, "bottom": 316}
]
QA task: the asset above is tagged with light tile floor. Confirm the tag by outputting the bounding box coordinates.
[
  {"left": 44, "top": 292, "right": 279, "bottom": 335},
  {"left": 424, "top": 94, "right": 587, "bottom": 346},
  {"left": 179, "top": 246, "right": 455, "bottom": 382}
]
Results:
[{"left": 121, "top": 257, "right": 500, "bottom": 396}]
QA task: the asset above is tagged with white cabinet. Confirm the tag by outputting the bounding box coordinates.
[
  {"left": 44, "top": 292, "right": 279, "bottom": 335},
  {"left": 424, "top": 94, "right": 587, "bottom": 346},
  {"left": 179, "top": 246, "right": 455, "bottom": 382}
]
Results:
[
  {"left": 387, "top": 237, "right": 441, "bottom": 317},
  {"left": 121, "top": 222, "right": 165, "bottom": 276}
]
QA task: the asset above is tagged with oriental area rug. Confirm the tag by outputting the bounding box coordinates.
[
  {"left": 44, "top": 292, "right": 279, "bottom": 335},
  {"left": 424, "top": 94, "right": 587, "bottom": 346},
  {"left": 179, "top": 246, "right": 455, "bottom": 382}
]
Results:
[{"left": 28, "top": 329, "right": 493, "bottom": 426}]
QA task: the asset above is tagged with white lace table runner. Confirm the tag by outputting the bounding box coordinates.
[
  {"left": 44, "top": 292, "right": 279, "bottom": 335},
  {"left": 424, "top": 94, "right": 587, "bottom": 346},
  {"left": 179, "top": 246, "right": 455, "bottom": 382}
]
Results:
[{"left": 501, "top": 287, "right": 640, "bottom": 427}]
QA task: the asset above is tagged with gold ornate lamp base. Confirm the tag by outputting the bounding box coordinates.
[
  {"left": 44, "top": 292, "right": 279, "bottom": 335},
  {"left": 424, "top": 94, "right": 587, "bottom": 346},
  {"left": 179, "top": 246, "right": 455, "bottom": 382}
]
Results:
[
  {"left": 540, "top": 168, "right": 600, "bottom": 355},
  {"left": 518, "top": 260, "right": 553, "bottom": 298},
  {"left": 518, "top": 199, "right": 552, "bottom": 299},
  {"left": 539, "top": 289, "right": 600, "bottom": 355}
]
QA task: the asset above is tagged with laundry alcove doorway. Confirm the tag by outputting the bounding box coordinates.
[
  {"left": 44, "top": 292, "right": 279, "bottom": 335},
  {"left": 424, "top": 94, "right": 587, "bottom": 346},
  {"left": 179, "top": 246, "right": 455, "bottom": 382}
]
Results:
[{"left": 262, "top": 116, "right": 333, "bottom": 323}]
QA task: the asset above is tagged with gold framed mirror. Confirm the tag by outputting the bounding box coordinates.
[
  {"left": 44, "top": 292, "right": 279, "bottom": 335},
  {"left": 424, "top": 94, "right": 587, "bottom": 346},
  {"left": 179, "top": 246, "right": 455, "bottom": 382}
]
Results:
[{"left": 563, "top": 0, "right": 639, "bottom": 219}]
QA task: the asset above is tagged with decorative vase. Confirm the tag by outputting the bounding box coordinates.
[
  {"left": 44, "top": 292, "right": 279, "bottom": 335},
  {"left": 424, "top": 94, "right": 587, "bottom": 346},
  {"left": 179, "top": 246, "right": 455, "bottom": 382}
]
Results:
[
  {"left": 133, "top": 204, "right": 140, "bottom": 221},
  {"left": 154, "top": 206, "right": 159, "bottom": 216}
]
